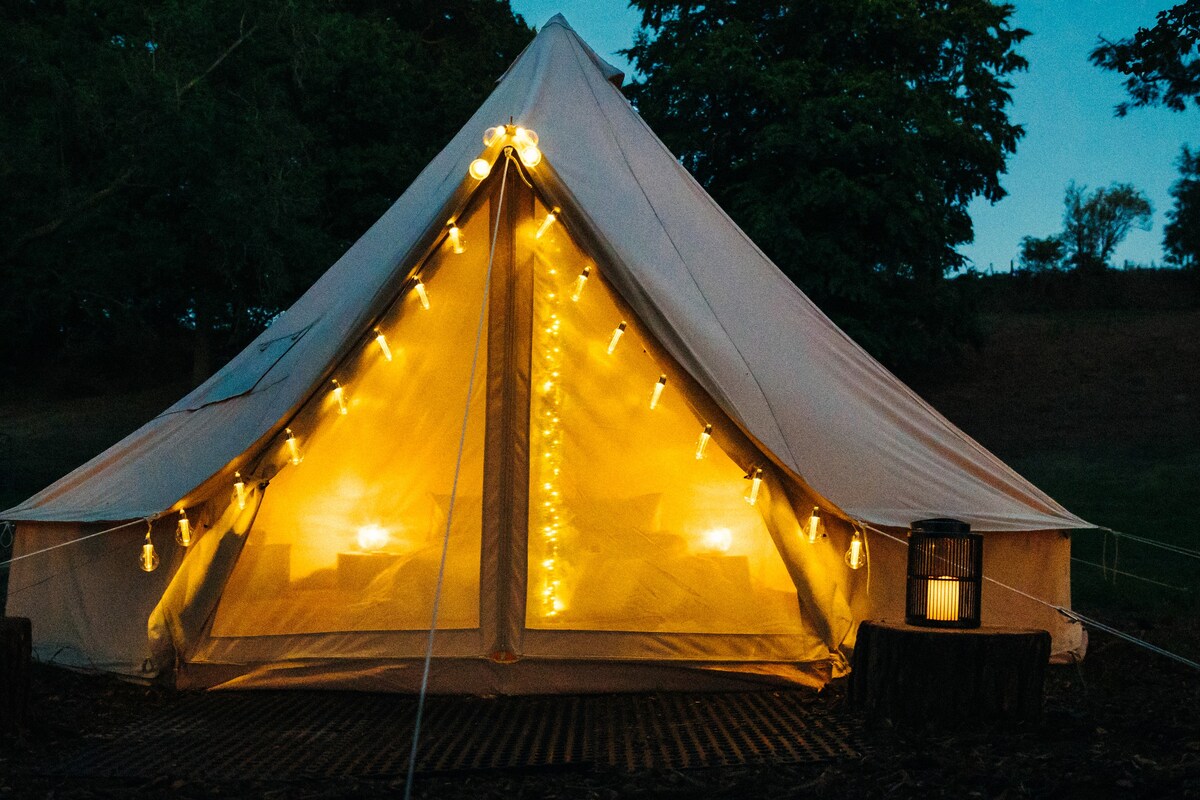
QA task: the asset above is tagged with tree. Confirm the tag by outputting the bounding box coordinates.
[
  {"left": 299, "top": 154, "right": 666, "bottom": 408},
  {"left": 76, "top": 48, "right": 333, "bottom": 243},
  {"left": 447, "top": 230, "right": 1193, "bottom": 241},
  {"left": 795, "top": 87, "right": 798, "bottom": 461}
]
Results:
[
  {"left": 1060, "top": 182, "right": 1153, "bottom": 273},
  {"left": 0, "top": 1, "right": 532, "bottom": 388},
  {"left": 623, "top": 0, "right": 1030, "bottom": 369},
  {"left": 1018, "top": 235, "right": 1065, "bottom": 272},
  {"left": 1090, "top": 0, "right": 1200, "bottom": 116},
  {"left": 1165, "top": 147, "right": 1200, "bottom": 269}
]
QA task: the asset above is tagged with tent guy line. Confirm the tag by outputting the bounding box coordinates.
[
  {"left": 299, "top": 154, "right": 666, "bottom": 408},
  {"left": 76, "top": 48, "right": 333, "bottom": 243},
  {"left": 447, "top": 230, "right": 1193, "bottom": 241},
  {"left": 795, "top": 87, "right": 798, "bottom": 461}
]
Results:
[
  {"left": 1100, "top": 526, "right": 1200, "bottom": 560},
  {"left": 861, "top": 523, "right": 1200, "bottom": 672},
  {"left": 1069, "top": 556, "right": 1191, "bottom": 592}
]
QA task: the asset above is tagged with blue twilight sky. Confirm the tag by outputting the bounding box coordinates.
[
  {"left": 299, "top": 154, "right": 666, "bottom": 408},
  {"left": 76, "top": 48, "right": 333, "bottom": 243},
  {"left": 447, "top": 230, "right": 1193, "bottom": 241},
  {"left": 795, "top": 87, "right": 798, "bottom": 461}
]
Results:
[{"left": 508, "top": 1, "right": 1196, "bottom": 272}]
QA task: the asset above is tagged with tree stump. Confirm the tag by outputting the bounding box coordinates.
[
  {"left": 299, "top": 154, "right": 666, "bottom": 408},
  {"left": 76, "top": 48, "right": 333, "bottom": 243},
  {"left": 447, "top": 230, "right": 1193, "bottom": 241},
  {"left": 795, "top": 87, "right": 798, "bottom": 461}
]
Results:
[
  {"left": 849, "top": 619, "right": 1050, "bottom": 727},
  {"left": 1, "top": 617, "right": 32, "bottom": 730}
]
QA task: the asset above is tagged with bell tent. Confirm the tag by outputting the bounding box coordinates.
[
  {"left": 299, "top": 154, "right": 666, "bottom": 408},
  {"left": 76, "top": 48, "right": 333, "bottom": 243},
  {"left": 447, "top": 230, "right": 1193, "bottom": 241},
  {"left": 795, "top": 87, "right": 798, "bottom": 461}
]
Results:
[{"left": 3, "top": 16, "right": 1092, "bottom": 693}]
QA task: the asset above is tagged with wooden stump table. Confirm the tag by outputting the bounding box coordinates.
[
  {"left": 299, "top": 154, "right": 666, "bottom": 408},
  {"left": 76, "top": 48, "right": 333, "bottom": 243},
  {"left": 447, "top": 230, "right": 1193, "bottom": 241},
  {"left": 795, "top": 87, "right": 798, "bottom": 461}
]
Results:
[
  {"left": 848, "top": 620, "right": 1050, "bottom": 727},
  {"left": 1, "top": 617, "right": 32, "bottom": 731}
]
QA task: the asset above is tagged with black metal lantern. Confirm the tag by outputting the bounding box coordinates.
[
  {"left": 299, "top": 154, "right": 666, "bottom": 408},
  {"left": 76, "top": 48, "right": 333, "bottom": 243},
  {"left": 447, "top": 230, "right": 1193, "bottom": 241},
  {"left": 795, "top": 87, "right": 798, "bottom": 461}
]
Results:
[{"left": 905, "top": 518, "right": 983, "bottom": 629}]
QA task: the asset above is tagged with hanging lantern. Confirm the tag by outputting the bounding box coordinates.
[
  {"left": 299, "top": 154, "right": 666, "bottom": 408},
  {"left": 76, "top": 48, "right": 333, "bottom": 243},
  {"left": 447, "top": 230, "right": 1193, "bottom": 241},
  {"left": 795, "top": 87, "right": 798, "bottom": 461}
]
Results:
[
  {"left": 414, "top": 276, "right": 430, "bottom": 310},
  {"left": 469, "top": 158, "right": 492, "bottom": 180},
  {"left": 744, "top": 467, "right": 763, "bottom": 506},
  {"left": 607, "top": 321, "right": 627, "bottom": 354},
  {"left": 447, "top": 223, "right": 465, "bottom": 254},
  {"left": 649, "top": 374, "right": 667, "bottom": 409},
  {"left": 175, "top": 509, "right": 192, "bottom": 548},
  {"left": 806, "top": 506, "right": 825, "bottom": 544},
  {"left": 571, "top": 266, "right": 591, "bottom": 302},
  {"left": 905, "top": 518, "right": 983, "bottom": 629},
  {"left": 140, "top": 525, "right": 159, "bottom": 573},
  {"left": 374, "top": 329, "right": 393, "bottom": 362},
  {"left": 845, "top": 529, "right": 866, "bottom": 570},
  {"left": 285, "top": 428, "right": 303, "bottom": 466},
  {"left": 233, "top": 472, "right": 247, "bottom": 510},
  {"left": 331, "top": 380, "right": 348, "bottom": 415},
  {"left": 695, "top": 423, "right": 713, "bottom": 460}
]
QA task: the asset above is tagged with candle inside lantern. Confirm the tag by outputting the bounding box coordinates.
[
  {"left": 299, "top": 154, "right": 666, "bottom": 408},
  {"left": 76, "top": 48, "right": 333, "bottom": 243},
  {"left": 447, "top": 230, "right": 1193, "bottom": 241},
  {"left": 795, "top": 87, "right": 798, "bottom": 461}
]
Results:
[{"left": 926, "top": 577, "right": 960, "bottom": 622}]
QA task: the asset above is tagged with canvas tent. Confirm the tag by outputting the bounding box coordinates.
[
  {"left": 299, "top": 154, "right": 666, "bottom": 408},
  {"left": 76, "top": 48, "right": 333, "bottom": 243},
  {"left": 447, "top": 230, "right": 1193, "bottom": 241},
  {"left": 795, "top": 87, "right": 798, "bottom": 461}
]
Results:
[{"left": 3, "top": 16, "right": 1093, "bottom": 693}]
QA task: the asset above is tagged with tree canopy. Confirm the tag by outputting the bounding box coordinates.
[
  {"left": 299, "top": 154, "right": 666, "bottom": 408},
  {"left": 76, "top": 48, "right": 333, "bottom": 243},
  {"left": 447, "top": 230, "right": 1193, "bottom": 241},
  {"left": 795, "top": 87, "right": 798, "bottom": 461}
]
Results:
[
  {"left": 0, "top": 0, "right": 531, "bottom": 388},
  {"left": 623, "top": 0, "right": 1030, "bottom": 368},
  {"left": 1091, "top": 0, "right": 1200, "bottom": 116},
  {"left": 1165, "top": 148, "right": 1200, "bottom": 269},
  {"left": 1061, "top": 183, "right": 1153, "bottom": 273}
]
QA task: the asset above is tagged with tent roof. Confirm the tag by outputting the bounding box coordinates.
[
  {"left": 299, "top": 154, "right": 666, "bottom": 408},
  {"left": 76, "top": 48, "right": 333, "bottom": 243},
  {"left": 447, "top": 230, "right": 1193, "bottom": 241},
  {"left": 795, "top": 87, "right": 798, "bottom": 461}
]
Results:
[{"left": 3, "top": 16, "right": 1091, "bottom": 532}]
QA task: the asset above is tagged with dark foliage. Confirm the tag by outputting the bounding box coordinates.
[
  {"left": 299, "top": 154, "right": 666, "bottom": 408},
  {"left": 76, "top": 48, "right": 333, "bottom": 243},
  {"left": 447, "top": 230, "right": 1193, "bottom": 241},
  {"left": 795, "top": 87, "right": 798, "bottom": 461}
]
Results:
[
  {"left": 1091, "top": 0, "right": 1200, "bottom": 116},
  {"left": 623, "top": 0, "right": 1030, "bottom": 369},
  {"left": 1166, "top": 147, "right": 1200, "bottom": 270},
  {"left": 0, "top": 1, "right": 531, "bottom": 391}
]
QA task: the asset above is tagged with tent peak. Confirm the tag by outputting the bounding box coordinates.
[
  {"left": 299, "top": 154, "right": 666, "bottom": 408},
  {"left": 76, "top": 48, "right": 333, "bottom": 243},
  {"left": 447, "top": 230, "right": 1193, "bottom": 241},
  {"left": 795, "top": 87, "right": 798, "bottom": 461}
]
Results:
[{"left": 531, "top": 13, "right": 626, "bottom": 88}]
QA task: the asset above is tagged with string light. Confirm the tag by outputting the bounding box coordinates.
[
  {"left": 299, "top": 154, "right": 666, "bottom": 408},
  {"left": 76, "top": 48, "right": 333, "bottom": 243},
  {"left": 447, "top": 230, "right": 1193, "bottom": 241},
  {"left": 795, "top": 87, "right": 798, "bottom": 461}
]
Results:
[
  {"left": 374, "top": 329, "right": 393, "bottom": 362},
  {"left": 482, "top": 125, "right": 506, "bottom": 147},
  {"left": 331, "top": 380, "right": 348, "bottom": 415},
  {"left": 806, "top": 506, "right": 825, "bottom": 543},
  {"left": 469, "top": 158, "right": 491, "bottom": 180},
  {"left": 175, "top": 510, "right": 192, "bottom": 547},
  {"left": 571, "top": 266, "right": 590, "bottom": 302},
  {"left": 447, "top": 222, "right": 465, "bottom": 254},
  {"left": 233, "top": 472, "right": 247, "bottom": 510},
  {"left": 514, "top": 127, "right": 539, "bottom": 147},
  {"left": 285, "top": 428, "right": 303, "bottom": 466},
  {"left": 535, "top": 207, "right": 560, "bottom": 239},
  {"left": 744, "top": 467, "right": 763, "bottom": 506},
  {"left": 414, "top": 276, "right": 430, "bottom": 310},
  {"left": 606, "top": 321, "right": 627, "bottom": 354},
  {"left": 649, "top": 374, "right": 667, "bottom": 410},
  {"left": 845, "top": 529, "right": 866, "bottom": 570},
  {"left": 695, "top": 423, "right": 713, "bottom": 460},
  {"left": 140, "top": 523, "right": 159, "bottom": 573},
  {"left": 534, "top": 259, "right": 566, "bottom": 619}
]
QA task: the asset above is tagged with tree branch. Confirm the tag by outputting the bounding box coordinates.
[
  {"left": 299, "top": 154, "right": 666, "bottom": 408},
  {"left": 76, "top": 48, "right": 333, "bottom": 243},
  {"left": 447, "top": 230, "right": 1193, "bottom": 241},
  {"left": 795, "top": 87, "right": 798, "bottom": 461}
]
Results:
[
  {"left": 176, "top": 19, "right": 259, "bottom": 101},
  {"left": 2, "top": 166, "right": 136, "bottom": 263}
]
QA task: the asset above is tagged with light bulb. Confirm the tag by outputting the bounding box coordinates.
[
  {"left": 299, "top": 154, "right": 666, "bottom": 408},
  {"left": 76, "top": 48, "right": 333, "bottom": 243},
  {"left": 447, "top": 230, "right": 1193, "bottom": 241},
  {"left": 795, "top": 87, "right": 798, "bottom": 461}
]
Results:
[
  {"left": 331, "top": 380, "right": 348, "bottom": 415},
  {"left": 482, "top": 125, "right": 506, "bottom": 147},
  {"left": 607, "top": 322, "right": 626, "bottom": 354},
  {"left": 233, "top": 472, "right": 247, "bottom": 510},
  {"left": 571, "top": 266, "right": 590, "bottom": 302},
  {"left": 285, "top": 428, "right": 302, "bottom": 466},
  {"left": 649, "top": 375, "right": 667, "bottom": 409},
  {"left": 414, "top": 276, "right": 430, "bottom": 310},
  {"left": 140, "top": 536, "right": 159, "bottom": 572},
  {"left": 518, "top": 144, "right": 542, "bottom": 168},
  {"left": 744, "top": 468, "right": 763, "bottom": 506},
  {"left": 513, "top": 127, "right": 539, "bottom": 147},
  {"left": 448, "top": 223, "right": 465, "bottom": 254},
  {"left": 807, "top": 507, "right": 823, "bottom": 544},
  {"left": 695, "top": 423, "right": 713, "bottom": 460},
  {"left": 374, "top": 329, "right": 393, "bottom": 362},
  {"left": 535, "top": 208, "right": 559, "bottom": 239},
  {"left": 356, "top": 524, "right": 389, "bottom": 551},
  {"left": 703, "top": 527, "right": 732, "bottom": 552},
  {"left": 469, "top": 158, "right": 491, "bottom": 180},
  {"left": 175, "top": 509, "right": 192, "bottom": 547},
  {"left": 845, "top": 530, "right": 866, "bottom": 570}
]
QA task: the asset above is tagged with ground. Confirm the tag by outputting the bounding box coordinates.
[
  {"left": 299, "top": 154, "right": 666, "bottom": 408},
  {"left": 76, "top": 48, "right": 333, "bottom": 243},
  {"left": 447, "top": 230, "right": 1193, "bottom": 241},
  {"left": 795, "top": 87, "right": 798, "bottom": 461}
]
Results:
[{"left": 1, "top": 281, "right": 1198, "bottom": 797}]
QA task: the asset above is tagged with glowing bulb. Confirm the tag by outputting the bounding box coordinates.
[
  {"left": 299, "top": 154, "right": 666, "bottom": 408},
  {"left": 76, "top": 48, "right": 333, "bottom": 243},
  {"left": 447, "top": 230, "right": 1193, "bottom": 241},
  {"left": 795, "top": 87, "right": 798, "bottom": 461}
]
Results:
[
  {"left": 744, "top": 468, "right": 763, "bottom": 506},
  {"left": 327, "top": 379, "right": 348, "bottom": 415},
  {"left": 356, "top": 524, "right": 389, "bottom": 551},
  {"left": 482, "top": 125, "right": 506, "bottom": 147},
  {"left": 606, "top": 322, "right": 627, "bottom": 355},
  {"left": 518, "top": 144, "right": 542, "bottom": 168},
  {"left": 233, "top": 472, "right": 247, "bottom": 510},
  {"left": 285, "top": 428, "right": 302, "bottom": 466},
  {"left": 695, "top": 423, "right": 713, "bottom": 460},
  {"left": 807, "top": 507, "right": 823, "bottom": 544},
  {"left": 448, "top": 223, "right": 465, "bottom": 254},
  {"left": 374, "top": 329, "right": 393, "bottom": 362},
  {"left": 175, "top": 509, "right": 192, "bottom": 548},
  {"left": 649, "top": 375, "right": 667, "bottom": 409},
  {"left": 414, "top": 276, "right": 430, "bottom": 310},
  {"left": 140, "top": 534, "right": 159, "bottom": 573},
  {"left": 469, "top": 158, "right": 491, "bottom": 180},
  {"left": 571, "top": 266, "right": 591, "bottom": 302},
  {"left": 513, "top": 127, "right": 539, "bottom": 147},
  {"left": 535, "top": 208, "right": 559, "bottom": 239},
  {"left": 845, "top": 530, "right": 866, "bottom": 570},
  {"left": 703, "top": 527, "right": 732, "bottom": 552}
]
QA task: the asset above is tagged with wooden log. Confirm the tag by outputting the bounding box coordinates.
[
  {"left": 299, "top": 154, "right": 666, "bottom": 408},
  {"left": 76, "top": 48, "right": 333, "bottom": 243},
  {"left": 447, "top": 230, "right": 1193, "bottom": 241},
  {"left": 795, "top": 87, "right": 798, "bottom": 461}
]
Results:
[
  {"left": 0, "top": 617, "right": 32, "bottom": 730},
  {"left": 848, "top": 619, "right": 1050, "bottom": 728}
]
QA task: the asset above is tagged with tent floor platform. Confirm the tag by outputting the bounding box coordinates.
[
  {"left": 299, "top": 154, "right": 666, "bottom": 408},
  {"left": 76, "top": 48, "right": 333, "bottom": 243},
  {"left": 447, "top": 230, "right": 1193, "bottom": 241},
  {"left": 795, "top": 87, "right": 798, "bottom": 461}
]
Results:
[{"left": 50, "top": 689, "right": 865, "bottom": 779}]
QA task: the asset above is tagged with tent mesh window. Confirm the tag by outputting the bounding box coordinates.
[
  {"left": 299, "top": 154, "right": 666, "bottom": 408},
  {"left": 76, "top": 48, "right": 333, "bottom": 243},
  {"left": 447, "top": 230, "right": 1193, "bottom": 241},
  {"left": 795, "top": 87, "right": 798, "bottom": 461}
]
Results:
[{"left": 904, "top": 518, "right": 983, "bottom": 629}]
